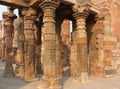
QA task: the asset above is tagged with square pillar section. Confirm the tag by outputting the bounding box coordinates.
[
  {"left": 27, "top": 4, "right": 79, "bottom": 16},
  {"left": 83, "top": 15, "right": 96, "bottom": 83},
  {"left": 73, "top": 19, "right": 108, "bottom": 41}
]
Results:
[
  {"left": 38, "top": 0, "right": 62, "bottom": 89},
  {"left": 22, "top": 8, "right": 38, "bottom": 82},
  {"left": 71, "top": 4, "right": 90, "bottom": 83}
]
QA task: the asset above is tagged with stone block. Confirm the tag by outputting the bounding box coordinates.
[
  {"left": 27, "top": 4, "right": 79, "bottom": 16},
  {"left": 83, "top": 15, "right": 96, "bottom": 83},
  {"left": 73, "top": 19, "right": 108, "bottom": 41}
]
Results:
[
  {"left": 76, "top": 38, "right": 87, "bottom": 44},
  {"left": 44, "top": 34, "right": 56, "bottom": 41}
]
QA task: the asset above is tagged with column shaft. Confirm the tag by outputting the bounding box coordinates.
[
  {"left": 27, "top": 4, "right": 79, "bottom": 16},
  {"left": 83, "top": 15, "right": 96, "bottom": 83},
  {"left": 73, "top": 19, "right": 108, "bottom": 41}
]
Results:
[
  {"left": 95, "top": 15, "right": 105, "bottom": 76},
  {"left": 1, "top": 21, "right": 5, "bottom": 60},
  {"left": 22, "top": 8, "right": 38, "bottom": 82},
  {"left": 38, "top": 1, "right": 62, "bottom": 89},
  {"left": 71, "top": 4, "right": 90, "bottom": 83},
  {"left": 13, "top": 16, "right": 24, "bottom": 78},
  {"left": 3, "top": 7, "right": 16, "bottom": 77}
]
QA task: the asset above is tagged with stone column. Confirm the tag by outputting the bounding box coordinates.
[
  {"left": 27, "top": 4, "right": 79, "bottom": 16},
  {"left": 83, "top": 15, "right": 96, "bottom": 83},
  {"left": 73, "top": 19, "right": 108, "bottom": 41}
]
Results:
[
  {"left": 1, "top": 21, "right": 5, "bottom": 61},
  {"left": 22, "top": 8, "right": 38, "bottom": 82},
  {"left": 13, "top": 15, "right": 24, "bottom": 78},
  {"left": 95, "top": 14, "right": 105, "bottom": 76},
  {"left": 3, "top": 7, "right": 16, "bottom": 77},
  {"left": 56, "top": 16, "right": 64, "bottom": 78},
  {"left": 70, "top": 4, "right": 90, "bottom": 83},
  {"left": 38, "top": 1, "right": 62, "bottom": 89}
]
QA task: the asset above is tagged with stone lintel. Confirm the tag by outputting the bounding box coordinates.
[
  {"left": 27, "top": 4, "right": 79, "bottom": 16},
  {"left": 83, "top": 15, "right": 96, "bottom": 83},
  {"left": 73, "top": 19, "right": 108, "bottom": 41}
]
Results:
[
  {"left": 30, "top": 0, "right": 41, "bottom": 7},
  {"left": 89, "top": 2, "right": 101, "bottom": 14},
  {"left": 0, "top": 0, "right": 27, "bottom": 8}
]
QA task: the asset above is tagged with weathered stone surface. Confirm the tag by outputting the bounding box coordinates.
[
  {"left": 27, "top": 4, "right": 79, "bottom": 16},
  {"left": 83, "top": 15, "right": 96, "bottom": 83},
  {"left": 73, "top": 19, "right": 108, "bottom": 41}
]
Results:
[
  {"left": 22, "top": 7, "right": 38, "bottom": 82},
  {"left": 70, "top": 4, "right": 89, "bottom": 83},
  {"left": 13, "top": 17, "right": 24, "bottom": 78},
  {"left": 3, "top": 7, "right": 16, "bottom": 77},
  {"left": 0, "top": 0, "right": 120, "bottom": 89},
  {"left": 38, "top": 1, "right": 62, "bottom": 89}
]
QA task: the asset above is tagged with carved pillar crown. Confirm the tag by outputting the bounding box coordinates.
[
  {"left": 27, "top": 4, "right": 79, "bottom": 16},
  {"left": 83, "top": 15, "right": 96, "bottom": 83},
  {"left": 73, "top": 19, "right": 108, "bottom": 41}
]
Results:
[
  {"left": 22, "top": 8, "right": 37, "bottom": 30},
  {"left": 39, "top": 0, "right": 59, "bottom": 23},
  {"left": 73, "top": 4, "right": 90, "bottom": 19},
  {"left": 94, "top": 14, "right": 104, "bottom": 33}
]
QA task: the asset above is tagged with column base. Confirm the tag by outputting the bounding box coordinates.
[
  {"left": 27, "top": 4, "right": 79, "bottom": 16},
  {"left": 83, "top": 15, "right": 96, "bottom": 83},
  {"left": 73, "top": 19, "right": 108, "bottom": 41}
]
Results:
[
  {"left": 50, "top": 78, "right": 62, "bottom": 89},
  {"left": 96, "top": 67, "right": 105, "bottom": 77},
  {"left": 38, "top": 78, "right": 62, "bottom": 89},
  {"left": 26, "top": 77, "right": 39, "bottom": 82},
  {"left": 15, "top": 65, "right": 24, "bottom": 78},
  {"left": 72, "top": 72, "right": 90, "bottom": 83},
  {"left": 38, "top": 78, "right": 50, "bottom": 89},
  {"left": 16, "top": 73, "right": 24, "bottom": 78},
  {"left": 3, "top": 67, "right": 14, "bottom": 77},
  {"left": 24, "top": 74, "right": 39, "bottom": 82}
]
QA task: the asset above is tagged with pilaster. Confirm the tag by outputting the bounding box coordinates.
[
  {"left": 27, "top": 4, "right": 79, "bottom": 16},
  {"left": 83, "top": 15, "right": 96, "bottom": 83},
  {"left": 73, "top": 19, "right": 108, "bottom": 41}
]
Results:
[
  {"left": 70, "top": 4, "right": 90, "bottom": 83},
  {"left": 38, "top": 0, "right": 62, "bottom": 89}
]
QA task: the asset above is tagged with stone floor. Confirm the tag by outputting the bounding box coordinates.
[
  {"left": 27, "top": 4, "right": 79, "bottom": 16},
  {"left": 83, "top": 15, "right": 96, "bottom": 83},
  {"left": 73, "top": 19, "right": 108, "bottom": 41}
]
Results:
[{"left": 0, "top": 61, "right": 120, "bottom": 89}]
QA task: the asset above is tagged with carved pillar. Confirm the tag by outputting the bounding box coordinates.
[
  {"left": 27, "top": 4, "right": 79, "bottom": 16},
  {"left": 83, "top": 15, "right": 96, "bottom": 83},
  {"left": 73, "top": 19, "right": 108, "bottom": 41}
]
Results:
[
  {"left": 1, "top": 21, "right": 5, "bottom": 60},
  {"left": 13, "top": 15, "right": 24, "bottom": 78},
  {"left": 38, "top": 1, "right": 62, "bottom": 89},
  {"left": 3, "top": 7, "right": 16, "bottom": 77},
  {"left": 95, "top": 14, "right": 105, "bottom": 76},
  {"left": 55, "top": 16, "right": 64, "bottom": 78},
  {"left": 22, "top": 8, "right": 38, "bottom": 82},
  {"left": 70, "top": 4, "right": 90, "bottom": 83}
]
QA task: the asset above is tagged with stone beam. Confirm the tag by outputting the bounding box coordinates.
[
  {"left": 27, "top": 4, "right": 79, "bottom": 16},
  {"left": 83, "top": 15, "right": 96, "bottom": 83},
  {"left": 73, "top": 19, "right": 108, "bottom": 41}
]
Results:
[
  {"left": 61, "top": 0, "right": 100, "bottom": 14},
  {"left": 0, "top": 0, "right": 27, "bottom": 8},
  {"left": 30, "top": 0, "right": 41, "bottom": 7},
  {"left": 89, "top": 3, "right": 100, "bottom": 14}
]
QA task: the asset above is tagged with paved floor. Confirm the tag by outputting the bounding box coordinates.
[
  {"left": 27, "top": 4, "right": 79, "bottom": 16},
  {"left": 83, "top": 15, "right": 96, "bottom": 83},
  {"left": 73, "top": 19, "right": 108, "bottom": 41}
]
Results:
[{"left": 0, "top": 61, "right": 120, "bottom": 89}]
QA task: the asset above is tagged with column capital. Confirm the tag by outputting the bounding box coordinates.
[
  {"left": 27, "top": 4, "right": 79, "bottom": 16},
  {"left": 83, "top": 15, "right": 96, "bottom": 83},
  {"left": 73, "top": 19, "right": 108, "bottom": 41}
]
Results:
[
  {"left": 95, "top": 14, "right": 104, "bottom": 21},
  {"left": 21, "top": 8, "right": 38, "bottom": 30},
  {"left": 2, "top": 7, "right": 17, "bottom": 22},
  {"left": 73, "top": 4, "right": 90, "bottom": 19},
  {"left": 39, "top": 0, "right": 59, "bottom": 11},
  {"left": 21, "top": 7, "right": 37, "bottom": 20},
  {"left": 39, "top": 0, "right": 59, "bottom": 23},
  {"left": 93, "top": 14, "right": 104, "bottom": 33}
]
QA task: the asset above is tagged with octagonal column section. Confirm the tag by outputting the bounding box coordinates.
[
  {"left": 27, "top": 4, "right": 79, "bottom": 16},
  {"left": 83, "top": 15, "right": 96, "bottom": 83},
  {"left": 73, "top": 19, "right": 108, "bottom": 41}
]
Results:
[
  {"left": 3, "top": 7, "right": 16, "bottom": 77},
  {"left": 22, "top": 8, "right": 38, "bottom": 82},
  {"left": 38, "top": 1, "right": 62, "bottom": 89},
  {"left": 70, "top": 4, "right": 90, "bottom": 83}
]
